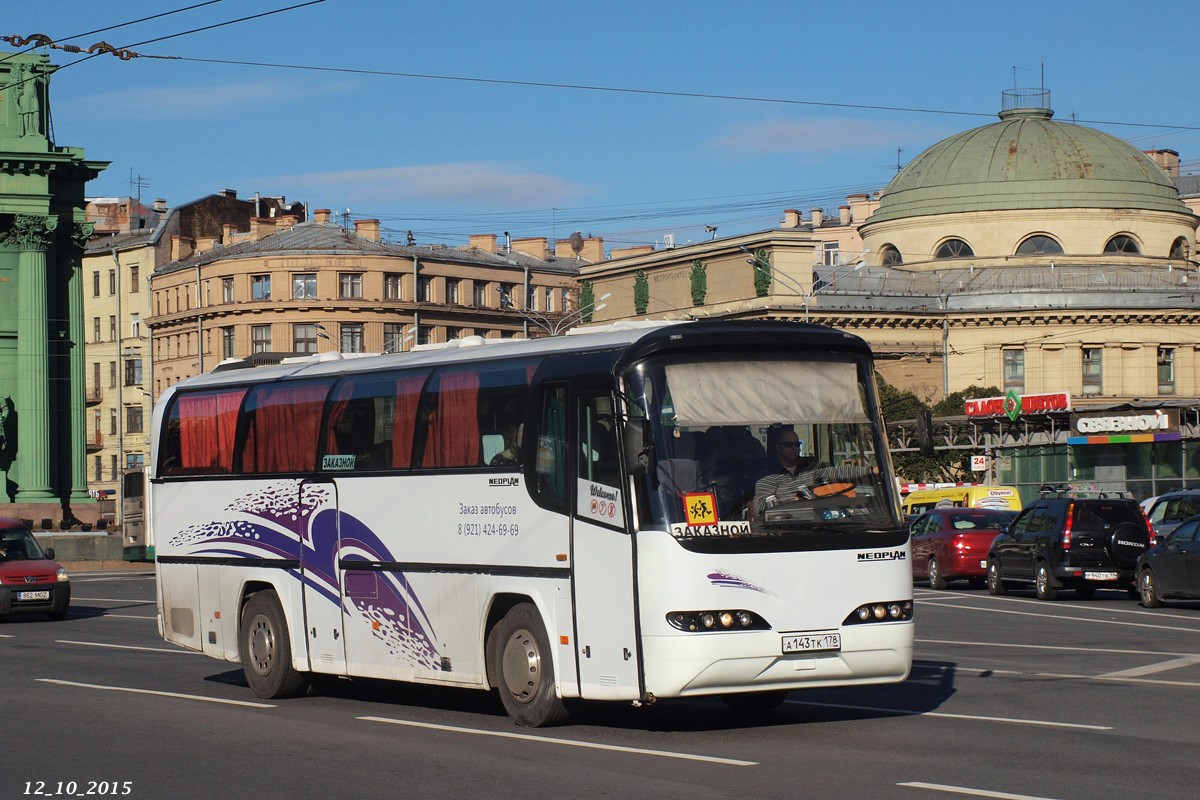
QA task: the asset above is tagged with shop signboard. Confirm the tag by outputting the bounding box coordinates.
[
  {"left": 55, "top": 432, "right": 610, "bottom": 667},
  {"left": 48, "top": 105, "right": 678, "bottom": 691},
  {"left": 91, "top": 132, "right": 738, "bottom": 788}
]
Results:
[
  {"left": 1068, "top": 408, "right": 1181, "bottom": 445},
  {"left": 964, "top": 391, "right": 1071, "bottom": 419}
]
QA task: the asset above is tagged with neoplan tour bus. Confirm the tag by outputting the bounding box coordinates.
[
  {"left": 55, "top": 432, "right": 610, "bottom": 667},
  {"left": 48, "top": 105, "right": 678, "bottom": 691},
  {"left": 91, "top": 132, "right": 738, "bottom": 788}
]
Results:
[{"left": 151, "top": 320, "right": 912, "bottom": 726}]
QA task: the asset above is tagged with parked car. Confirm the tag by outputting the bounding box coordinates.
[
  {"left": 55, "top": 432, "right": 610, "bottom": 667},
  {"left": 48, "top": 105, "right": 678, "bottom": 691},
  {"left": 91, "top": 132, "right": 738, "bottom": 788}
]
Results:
[
  {"left": 1136, "top": 513, "right": 1200, "bottom": 607},
  {"left": 1144, "top": 490, "right": 1200, "bottom": 543},
  {"left": 901, "top": 485, "right": 1022, "bottom": 516},
  {"left": 910, "top": 508, "right": 1016, "bottom": 589},
  {"left": 0, "top": 518, "right": 71, "bottom": 621},
  {"left": 986, "top": 495, "right": 1152, "bottom": 600}
]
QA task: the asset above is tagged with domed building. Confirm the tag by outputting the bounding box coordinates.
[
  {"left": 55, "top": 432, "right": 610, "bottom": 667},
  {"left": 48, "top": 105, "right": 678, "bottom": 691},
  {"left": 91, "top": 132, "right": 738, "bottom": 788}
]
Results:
[{"left": 580, "top": 89, "right": 1200, "bottom": 498}]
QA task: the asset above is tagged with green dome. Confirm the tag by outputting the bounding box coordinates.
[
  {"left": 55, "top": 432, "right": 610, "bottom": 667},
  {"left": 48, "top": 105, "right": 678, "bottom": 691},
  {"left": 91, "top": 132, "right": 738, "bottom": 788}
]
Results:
[{"left": 866, "top": 105, "right": 1187, "bottom": 225}]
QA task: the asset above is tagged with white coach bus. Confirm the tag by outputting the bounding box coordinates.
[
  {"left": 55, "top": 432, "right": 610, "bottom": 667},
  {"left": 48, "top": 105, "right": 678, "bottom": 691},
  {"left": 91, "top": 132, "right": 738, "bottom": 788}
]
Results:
[{"left": 152, "top": 320, "right": 912, "bottom": 726}]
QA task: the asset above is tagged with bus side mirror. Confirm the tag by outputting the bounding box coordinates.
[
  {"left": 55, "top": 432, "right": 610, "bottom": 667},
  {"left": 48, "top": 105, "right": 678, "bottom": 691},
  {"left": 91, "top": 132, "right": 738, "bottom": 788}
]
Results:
[{"left": 622, "top": 419, "right": 654, "bottom": 476}]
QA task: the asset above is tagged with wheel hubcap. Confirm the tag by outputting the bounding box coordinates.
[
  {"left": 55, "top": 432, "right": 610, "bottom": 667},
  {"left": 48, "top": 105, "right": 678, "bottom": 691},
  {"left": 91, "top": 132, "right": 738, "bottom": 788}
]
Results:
[
  {"left": 248, "top": 614, "right": 275, "bottom": 675},
  {"left": 1142, "top": 573, "right": 1153, "bottom": 602},
  {"left": 500, "top": 628, "right": 540, "bottom": 704}
]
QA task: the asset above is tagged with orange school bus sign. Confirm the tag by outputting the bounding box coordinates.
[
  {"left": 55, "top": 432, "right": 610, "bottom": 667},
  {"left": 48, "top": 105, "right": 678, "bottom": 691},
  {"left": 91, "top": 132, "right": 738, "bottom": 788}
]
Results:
[{"left": 965, "top": 391, "right": 1071, "bottom": 421}]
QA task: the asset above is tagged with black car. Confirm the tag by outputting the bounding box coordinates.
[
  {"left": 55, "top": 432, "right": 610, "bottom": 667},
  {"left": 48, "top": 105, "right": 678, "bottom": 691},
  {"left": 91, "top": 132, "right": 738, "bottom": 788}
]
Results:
[
  {"left": 1136, "top": 513, "right": 1200, "bottom": 607},
  {"left": 987, "top": 495, "right": 1152, "bottom": 600}
]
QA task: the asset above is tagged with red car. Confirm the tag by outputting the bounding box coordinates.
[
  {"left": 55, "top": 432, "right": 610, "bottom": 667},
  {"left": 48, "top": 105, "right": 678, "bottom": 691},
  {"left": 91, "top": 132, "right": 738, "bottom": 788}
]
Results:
[
  {"left": 910, "top": 508, "right": 1016, "bottom": 589},
  {"left": 0, "top": 518, "right": 71, "bottom": 620}
]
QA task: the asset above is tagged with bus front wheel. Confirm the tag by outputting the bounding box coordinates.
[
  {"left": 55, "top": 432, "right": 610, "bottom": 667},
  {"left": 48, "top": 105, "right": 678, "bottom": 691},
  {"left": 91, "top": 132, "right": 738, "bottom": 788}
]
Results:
[
  {"left": 238, "top": 591, "right": 307, "bottom": 699},
  {"left": 490, "top": 603, "right": 569, "bottom": 727}
]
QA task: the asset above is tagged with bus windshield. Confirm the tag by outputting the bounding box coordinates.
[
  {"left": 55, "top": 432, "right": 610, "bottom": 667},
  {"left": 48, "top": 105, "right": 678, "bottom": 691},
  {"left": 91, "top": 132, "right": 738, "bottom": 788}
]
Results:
[{"left": 625, "top": 352, "right": 901, "bottom": 543}]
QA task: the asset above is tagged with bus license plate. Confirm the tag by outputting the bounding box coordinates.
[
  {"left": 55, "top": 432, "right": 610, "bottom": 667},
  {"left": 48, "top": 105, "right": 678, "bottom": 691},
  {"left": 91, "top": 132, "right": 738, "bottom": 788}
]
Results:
[
  {"left": 1083, "top": 571, "right": 1119, "bottom": 581},
  {"left": 18, "top": 590, "right": 50, "bottom": 601},
  {"left": 782, "top": 632, "right": 841, "bottom": 654}
]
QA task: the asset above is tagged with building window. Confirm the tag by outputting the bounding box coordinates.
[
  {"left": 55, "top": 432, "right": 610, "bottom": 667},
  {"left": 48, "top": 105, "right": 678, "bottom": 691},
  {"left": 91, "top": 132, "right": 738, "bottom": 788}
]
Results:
[
  {"left": 109, "top": 316, "right": 117, "bottom": 341},
  {"left": 126, "top": 406, "right": 144, "bottom": 434},
  {"left": 1082, "top": 347, "right": 1103, "bottom": 395},
  {"left": 222, "top": 326, "right": 235, "bottom": 359},
  {"left": 560, "top": 288, "right": 569, "bottom": 312},
  {"left": 222, "top": 277, "right": 234, "bottom": 303},
  {"left": 129, "top": 265, "right": 140, "bottom": 292},
  {"left": 383, "top": 323, "right": 405, "bottom": 354},
  {"left": 545, "top": 286, "right": 553, "bottom": 312},
  {"left": 109, "top": 408, "right": 118, "bottom": 436},
  {"left": 446, "top": 279, "right": 459, "bottom": 305},
  {"left": 1170, "top": 237, "right": 1189, "bottom": 260},
  {"left": 498, "top": 282, "right": 515, "bottom": 308},
  {"left": 251, "top": 274, "right": 271, "bottom": 300},
  {"left": 1016, "top": 235, "right": 1064, "bottom": 255},
  {"left": 1003, "top": 349, "right": 1025, "bottom": 393},
  {"left": 340, "top": 322, "right": 364, "bottom": 353},
  {"left": 108, "top": 361, "right": 117, "bottom": 388},
  {"left": 473, "top": 281, "right": 487, "bottom": 306},
  {"left": 384, "top": 273, "right": 402, "bottom": 300},
  {"left": 126, "top": 452, "right": 145, "bottom": 471},
  {"left": 446, "top": 326, "right": 462, "bottom": 341},
  {"left": 293, "top": 323, "right": 318, "bottom": 354},
  {"left": 292, "top": 273, "right": 317, "bottom": 300},
  {"left": 94, "top": 455, "right": 102, "bottom": 482},
  {"left": 935, "top": 238, "right": 974, "bottom": 259},
  {"left": 108, "top": 269, "right": 116, "bottom": 294},
  {"left": 1104, "top": 235, "right": 1140, "bottom": 254},
  {"left": 822, "top": 241, "right": 840, "bottom": 266},
  {"left": 416, "top": 327, "right": 430, "bottom": 346},
  {"left": 110, "top": 455, "right": 118, "bottom": 482},
  {"left": 881, "top": 245, "right": 903, "bottom": 265},
  {"left": 92, "top": 271, "right": 100, "bottom": 298},
  {"left": 1158, "top": 347, "right": 1176, "bottom": 395},
  {"left": 124, "top": 357, "right": 143, "bottom": 386},
  {"left": 525, "top": 282, "right": 536, "bottom": 309},
  {"left": 130, "top": 313, "right": 140, "bottom": 338},
  {"left": 251, "top": 324, "right": 271, "bottom": 353},
  {"left": 338, "top": 273, "right": 362, "bottom": 299},
  {"left": 416, "top": 276, "right": 431, "bottom": 302}
]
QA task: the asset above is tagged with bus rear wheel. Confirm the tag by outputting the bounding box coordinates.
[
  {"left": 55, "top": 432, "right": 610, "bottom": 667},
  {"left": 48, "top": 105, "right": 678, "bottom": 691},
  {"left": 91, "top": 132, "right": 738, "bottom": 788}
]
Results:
[
  {"left": 239, "top": 591, "right": 307, "bottom": 699},
  {"left": 490, "top": 603, "right": 569, "bottom": 727}
]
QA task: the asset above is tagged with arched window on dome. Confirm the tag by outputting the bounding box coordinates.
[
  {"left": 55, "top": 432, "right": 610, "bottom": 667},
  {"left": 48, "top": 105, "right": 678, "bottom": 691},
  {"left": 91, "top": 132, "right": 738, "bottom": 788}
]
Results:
[
  {"left": 934, "top": 238, "right": 974, "bottom": 259},
  {"left": 1104, "top": 235, "right": 1141, "bottom": 254},
  {"left": 880, "top": 245, "right": 903, "bottom": 266},
  {"left": 1170, "top": 237, "right": 1190, "bottom": 260},
  {"left": 1016, "top": 234, "right": 1064, "bottom": 255}
]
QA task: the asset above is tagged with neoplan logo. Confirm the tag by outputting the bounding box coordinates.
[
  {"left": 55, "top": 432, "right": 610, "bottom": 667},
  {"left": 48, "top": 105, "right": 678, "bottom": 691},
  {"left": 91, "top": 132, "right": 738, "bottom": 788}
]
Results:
[
  {"left": 857, "top": 550, "right": 907, "bottom": 562},
  {"left": 488, "top": 477, "right": 520, "bottom": 487}
]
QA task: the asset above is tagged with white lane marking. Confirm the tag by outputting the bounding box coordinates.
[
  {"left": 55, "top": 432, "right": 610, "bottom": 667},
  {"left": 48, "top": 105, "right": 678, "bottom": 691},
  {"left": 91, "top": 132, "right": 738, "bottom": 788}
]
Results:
[
  {"left": 920, "top": 588, "right": 1200, "bottom": 621},
  {"left": 358, "top": 716, "right": 758, "bottom": 766},
  {"left": 918, "top": 638, "right": 1197, "bottom": 658},
  {"left": 918, "top": 600, "right": 1200, "bottom": 634},
  {"left": 899, "top": 782, "right": 1064, "bottom": 799},
  {"left": 36, "top": 679, "right": 275, "bottom": 708},
  {"left": 913, "top": 663, "right": 1200, "bottom": 689},
  {"left": 73, "top": 597, "right": 154, "bottom": 604},
  {"left": 0, "top": 634, "right": 12, "bottom": 639},
  {"left": 55, "top": 640, "right": 199, "bottom": 655},
  {"left": 788, "top": 700, "right": 1112, "bottom": 730},
  {"left": 1099, "top": 655, "right": 1200, "bottom": 679}
]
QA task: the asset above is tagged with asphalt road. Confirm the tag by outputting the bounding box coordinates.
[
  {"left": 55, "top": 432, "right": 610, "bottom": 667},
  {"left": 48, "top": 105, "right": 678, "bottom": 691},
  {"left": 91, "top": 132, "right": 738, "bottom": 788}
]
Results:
[{"left": 3, "top": 571, "right": 1198, "bottom": 800}]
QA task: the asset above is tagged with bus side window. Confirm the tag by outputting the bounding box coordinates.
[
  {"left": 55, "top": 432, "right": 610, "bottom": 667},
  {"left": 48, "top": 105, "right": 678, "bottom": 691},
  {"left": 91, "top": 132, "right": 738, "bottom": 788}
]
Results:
[
  {"left": 533, "top": 384, "right": 568, "bottom": 511},
  {"left": 578, "top": 392, "right": 619, "bottom": 488}
]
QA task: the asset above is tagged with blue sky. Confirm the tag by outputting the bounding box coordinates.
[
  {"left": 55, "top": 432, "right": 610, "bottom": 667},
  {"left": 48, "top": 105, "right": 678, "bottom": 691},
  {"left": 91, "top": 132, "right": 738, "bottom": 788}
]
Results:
[{"left": 6, "top": 0, "right": 1199, "bottom": 249}]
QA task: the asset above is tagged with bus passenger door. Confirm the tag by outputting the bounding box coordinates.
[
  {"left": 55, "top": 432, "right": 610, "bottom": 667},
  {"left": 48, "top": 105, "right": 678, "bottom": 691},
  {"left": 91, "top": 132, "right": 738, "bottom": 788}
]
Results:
[
  {"left": 300, "top": 478, "right": 347, "bottom": 675},
  {"left": 570, "top": 390, "right": 641, "bottom": 698}
]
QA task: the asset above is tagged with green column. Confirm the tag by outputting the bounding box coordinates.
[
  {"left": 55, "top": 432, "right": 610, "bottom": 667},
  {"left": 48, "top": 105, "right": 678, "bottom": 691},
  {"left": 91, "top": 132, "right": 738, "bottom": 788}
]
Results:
[
  {"left": 67, "top": 223, "right": 93, "bottom": 504},
  {"left": 10, "top": 214, "right": 57, "bottom": 501}
]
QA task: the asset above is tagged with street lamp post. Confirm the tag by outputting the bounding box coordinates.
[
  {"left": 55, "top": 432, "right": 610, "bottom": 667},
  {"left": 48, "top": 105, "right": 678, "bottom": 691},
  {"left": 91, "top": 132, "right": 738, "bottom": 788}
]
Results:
[
  {"left": 740, "top": 245, "right": 864, "bottom": 322},
  {"left": 499, "top": 288, "right": 611, "bottom": 336}
]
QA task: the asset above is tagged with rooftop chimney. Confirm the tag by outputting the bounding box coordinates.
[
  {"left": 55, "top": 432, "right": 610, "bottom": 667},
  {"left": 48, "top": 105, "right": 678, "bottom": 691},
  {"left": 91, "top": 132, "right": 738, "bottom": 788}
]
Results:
[
  {"left": 1145, "top": 148, "right": 1180, "bottom": 177},
  {"left": 218, "top": 188, "right": 237, "bottom": 199},
  {"left": 838, "top": 205, "right": 851, "bottom": 225},
  {"left": 469, "top": 233, "right": 498, "bottom": 253},
  {"left": 782, "top": 209, "right": 801, "bottom": 228},
  {"left": 353, "top": 218, "right": 381, "bottom": 242},
  {"left": 153, "top": 198, "right": 167, "bottom": 212},
  {"left": 313, "top": 208, "right": 331, "bottom": 224},
  {"left": 171, "top": 235, "right": 195, "bottom": 262},
  {"left": 249, "top": 217, "right": 276, "bottom": 241},
  {"left": 810, "top": 208, "right": 823, "bottom": 227},
  {"left": 511, "top": 237, "right": 549, "bottom": 259}
]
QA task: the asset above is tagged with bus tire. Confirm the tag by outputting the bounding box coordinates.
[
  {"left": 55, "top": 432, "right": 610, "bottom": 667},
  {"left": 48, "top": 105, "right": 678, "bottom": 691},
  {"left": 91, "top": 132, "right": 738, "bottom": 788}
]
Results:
[
  {"left": 239, "top": 591, "right": 307, "bottom": 699},
  {"left": 490, "top": 603, "right": 569, "bottom": 727}
]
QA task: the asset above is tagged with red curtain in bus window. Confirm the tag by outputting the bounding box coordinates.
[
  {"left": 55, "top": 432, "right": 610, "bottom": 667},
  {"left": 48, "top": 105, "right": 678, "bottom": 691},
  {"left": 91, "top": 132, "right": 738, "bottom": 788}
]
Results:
[
  {"left": 177, "top": 388, "right": 246, "bottom": 473},
  {"left": 245, "top": 382, "right": 329, "bottom": 473},
  {"left": 424, "top": 370, "right": 480, "bottom": 467},
  {"left": 391, "top": 373, "right": 426, "bottom": 468}
]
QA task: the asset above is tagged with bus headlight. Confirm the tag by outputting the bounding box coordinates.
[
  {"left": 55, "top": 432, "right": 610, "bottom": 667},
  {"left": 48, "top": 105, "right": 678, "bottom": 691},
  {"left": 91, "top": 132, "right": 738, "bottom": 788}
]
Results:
[
  {"left": 844, "top": 600, "right": 912, "bottom": 625},
  {"left": 667, "top": 610, "right": 770, "bottom": 632}
]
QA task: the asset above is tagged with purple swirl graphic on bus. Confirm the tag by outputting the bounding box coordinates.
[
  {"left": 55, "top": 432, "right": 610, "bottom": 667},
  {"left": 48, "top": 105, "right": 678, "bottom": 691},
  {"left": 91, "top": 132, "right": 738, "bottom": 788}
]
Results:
[
  {"left": 167, "top": 481, "right": 440, "bottom": 669},
  {"left": 707, "top": 570, "right": 775, "bottom": 596}
]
